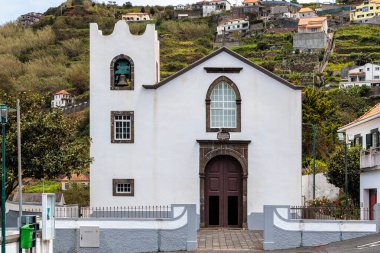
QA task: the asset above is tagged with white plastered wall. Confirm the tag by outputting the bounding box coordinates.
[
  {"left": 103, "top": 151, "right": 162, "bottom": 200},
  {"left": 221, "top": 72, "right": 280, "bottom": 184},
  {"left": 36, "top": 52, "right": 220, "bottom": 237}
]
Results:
[
  {"left": 342, "top": 117, "right": 380, "bottom": 208},
  {"left": 90, "top": 21, "right": 302, "bottom": 223}
]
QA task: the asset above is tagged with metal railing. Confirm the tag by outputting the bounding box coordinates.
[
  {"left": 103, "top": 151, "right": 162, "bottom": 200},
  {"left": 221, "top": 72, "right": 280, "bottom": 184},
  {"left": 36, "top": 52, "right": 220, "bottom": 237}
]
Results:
[
  {"left": 290, "top": 206, "right": 373, "bottom": 220},
  {"left": 24, "top": 205, "right": 172, "bottom": 219}
]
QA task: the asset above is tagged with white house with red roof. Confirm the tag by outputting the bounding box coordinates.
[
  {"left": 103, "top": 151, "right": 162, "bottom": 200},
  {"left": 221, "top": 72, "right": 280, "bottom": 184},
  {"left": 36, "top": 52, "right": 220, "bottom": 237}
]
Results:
[
  {"left": 338, "top": 103, "right": 380, "bottom": 219},
  {"left": 340, "top": 63, "right": 380, "bottom": 88},
  {"left": 51, "top": 90, "right": 74, "bottom": 108},
  {"left": 90, "top": 21, "right": 302, "bottom": 230}
]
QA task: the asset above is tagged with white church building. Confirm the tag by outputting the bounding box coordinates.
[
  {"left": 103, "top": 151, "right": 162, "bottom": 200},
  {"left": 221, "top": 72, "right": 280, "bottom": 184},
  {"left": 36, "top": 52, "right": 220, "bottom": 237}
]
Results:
[{"left": 90, "top": 21, "right": 302, "bottom": 230}]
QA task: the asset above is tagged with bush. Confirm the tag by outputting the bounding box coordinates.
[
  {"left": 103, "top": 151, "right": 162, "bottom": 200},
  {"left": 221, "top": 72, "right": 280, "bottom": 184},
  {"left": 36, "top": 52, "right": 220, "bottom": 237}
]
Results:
[
  {"left": 260, "top": 61, "right": 276, "bottom": 72},
  {"left": 23, "top": 180, "right": 61, "bottom": 193},
  {"left": 162, "top": 61, "right": 187, "bottom": 72},
  {"left": 63, "top": 184, "right": 90, "bottom": 206},
  {"left": 257, "top": 42, "right": 269, "bottom": 50}
]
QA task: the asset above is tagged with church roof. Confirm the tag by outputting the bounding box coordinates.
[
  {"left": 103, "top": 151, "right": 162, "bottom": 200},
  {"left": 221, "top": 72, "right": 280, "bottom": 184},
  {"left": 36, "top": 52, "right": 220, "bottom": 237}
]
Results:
[{"left": 143, "top": 47, "right": 302, "bottom": 90}]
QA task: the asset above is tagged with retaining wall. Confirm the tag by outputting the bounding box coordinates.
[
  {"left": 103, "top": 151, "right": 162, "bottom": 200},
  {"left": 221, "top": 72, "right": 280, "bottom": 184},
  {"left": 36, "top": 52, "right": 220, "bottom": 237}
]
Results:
[
  {"left": 263, "top": 205, "right": 378, "bottom": 250},
  {"left": 293, "top": 32, "right": 328, "bottom": 51},
  {"left": 54, "top": 204, "right": 197, "bottom": 253}
]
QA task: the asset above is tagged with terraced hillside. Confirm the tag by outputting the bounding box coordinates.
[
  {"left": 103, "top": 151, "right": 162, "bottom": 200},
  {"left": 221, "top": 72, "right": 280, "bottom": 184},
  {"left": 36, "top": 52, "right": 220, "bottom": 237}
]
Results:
[
  {"left": 325, "top": 25, "right": 380, "bottom": 84},
  {"left": 232, "top": 33, "right": 320, "bottom": 86}
]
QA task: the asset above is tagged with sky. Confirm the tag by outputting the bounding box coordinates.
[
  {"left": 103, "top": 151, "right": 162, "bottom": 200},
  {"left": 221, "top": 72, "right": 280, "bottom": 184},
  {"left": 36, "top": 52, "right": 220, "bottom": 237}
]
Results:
[{"left": 0, "top": 0, "right": 209, "bottom": 25}]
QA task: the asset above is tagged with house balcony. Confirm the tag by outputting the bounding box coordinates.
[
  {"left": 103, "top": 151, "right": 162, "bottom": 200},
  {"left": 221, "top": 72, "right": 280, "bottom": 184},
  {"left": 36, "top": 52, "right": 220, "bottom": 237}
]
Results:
[{"left": 360, "top": 148, "right": 380, "bottom": 171}]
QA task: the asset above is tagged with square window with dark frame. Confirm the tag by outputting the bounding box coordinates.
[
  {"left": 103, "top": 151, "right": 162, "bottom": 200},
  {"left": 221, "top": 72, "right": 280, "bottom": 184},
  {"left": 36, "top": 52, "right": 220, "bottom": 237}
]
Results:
[
  {"left": 111, "top": 111, "right": 134, "bottom": 143},
  {"left": 113, "top": 179, "right": 134, "bottom": 196}
]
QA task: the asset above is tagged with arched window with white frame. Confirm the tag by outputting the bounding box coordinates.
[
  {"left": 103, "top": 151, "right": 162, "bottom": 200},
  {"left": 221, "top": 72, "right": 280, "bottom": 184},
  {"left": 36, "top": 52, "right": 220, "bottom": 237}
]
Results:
[{"left": 206, "top": 76, "right": 241, "bottom": 132}]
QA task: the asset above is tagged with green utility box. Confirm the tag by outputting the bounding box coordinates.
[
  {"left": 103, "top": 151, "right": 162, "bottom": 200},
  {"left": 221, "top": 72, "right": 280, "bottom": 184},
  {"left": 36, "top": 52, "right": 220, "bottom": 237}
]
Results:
[{"left": 20, "top": 224, "right": 34, "bottom": 249}]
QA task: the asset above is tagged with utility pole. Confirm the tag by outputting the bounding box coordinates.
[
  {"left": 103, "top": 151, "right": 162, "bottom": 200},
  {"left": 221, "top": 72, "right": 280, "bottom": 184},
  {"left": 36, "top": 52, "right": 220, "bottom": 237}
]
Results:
[{"left": 17, "top": 99, "right": 22, "bottom": 228}]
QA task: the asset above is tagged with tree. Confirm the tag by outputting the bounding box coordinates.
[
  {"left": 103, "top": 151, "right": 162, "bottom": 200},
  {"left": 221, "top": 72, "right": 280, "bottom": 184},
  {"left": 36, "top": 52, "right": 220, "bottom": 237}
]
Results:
[
  {"left": 302, "top": 87, "right": 339, "bottom": 160},
  {"left": 122, "top": 1, "right": 132, "bottom": 8},
  {"left": 140, "top": 7, "right": 146, "bottom": 13},
  {"left": 0, "top": 91, "right": 91, "bottom": 201},
  {"left": 325, "top": 146, "right": 361, "bottom": 205},
  {"left": 149, "top": 7, "right": 155, "bottom": 16}
]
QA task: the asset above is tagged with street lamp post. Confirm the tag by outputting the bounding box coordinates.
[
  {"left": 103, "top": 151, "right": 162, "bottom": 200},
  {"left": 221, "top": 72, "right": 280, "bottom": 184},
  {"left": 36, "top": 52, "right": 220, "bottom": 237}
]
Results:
[
  {"left": 338, "top": 132, "right": 353, "bottom": 207},
  {"left": 303, "top": 123, "right": 317, "bottom": 200},
  {"left": 0, "top": 104, "right": 8, "bottom": 253}
]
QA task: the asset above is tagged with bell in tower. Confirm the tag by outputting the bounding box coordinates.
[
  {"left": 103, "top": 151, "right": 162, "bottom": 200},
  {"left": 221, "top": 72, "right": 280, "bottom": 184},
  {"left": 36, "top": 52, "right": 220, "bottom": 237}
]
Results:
[{"left": 115, "top": 59, "right": 131, "bottom": 87}]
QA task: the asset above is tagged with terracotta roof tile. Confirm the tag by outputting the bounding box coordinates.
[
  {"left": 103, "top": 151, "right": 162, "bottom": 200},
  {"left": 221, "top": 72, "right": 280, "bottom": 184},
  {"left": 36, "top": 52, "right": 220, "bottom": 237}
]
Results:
[
  {"left": 55, "top": 90, "right": 70, "bottom": 95},
  {"left": 340, "top": 103, "right": 380, "bottom": 130},
  {"left": 243, "top": 0, "right": 260, "bottom": 3},
  {"left": 299, "top": 7, "right": 314, "bottom": 13}
]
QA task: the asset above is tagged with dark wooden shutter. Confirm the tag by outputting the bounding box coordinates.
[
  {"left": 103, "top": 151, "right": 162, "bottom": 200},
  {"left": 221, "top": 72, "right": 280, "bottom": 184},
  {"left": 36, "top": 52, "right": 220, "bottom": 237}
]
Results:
[
  {"left": 377, "top": 131, "right": 380, "bottom": 147},
  {"left": 366, "top": 133, "right": 372, "bottom": 149},
  {"left": 359, "top": 136, "right": 363, "bottom": 148}
]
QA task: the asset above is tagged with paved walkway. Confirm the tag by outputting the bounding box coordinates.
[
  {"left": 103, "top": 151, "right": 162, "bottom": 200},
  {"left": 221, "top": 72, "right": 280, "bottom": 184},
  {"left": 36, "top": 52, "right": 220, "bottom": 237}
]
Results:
[{"left": 197, "top": 229, "right": 263, "bottom": 251}]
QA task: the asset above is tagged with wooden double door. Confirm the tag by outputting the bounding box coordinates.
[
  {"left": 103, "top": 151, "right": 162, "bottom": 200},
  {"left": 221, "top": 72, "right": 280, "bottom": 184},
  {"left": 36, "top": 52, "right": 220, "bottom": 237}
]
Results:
[{"left": 205, "top": 156, "right": 243, "bottom": 227}]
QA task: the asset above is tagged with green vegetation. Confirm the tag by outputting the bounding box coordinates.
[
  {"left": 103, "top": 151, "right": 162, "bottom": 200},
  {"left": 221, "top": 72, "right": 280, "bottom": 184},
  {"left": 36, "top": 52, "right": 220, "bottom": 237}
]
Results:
[
  {"left": 325, "top": 25, "right": 380, "bottom": 83},
  {"left": 23, "top": 180, "right": 61, "bottom": 193},
  {"left": 63, "top": 184, "right": 90, "bottom": 206},
  {"left": 0, "top": 91, "right": 91, "bottom": 200},
  {"left": 0, "top": 0, "right": 379, "bottom": 205},
  {"left": 325, "top": 146, "right": 361, "bottom": 204}
]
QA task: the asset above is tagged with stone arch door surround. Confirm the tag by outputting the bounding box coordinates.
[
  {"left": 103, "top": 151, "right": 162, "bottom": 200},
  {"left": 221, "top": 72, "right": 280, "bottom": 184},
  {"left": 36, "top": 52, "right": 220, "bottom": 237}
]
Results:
[{"left": 197, "top": 140, "right": 250, "bottom": 228}]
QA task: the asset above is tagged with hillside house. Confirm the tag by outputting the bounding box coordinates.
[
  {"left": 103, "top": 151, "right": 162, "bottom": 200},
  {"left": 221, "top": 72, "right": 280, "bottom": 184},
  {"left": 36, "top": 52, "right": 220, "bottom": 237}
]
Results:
[
  {"left": 243, "top": 0, "right": 261, "bottom": 6},
  {"left": 270, "top": 6, "right": 292, "bottom": 19},
  {"left": 217, "top": 19, "right": 250, "bottom": 35},
  {"left": 231, "top": 5, "right": 264, "bottom": 19},
  {"left": 174, "top": 4, "right": 186, "bottom": 10},
  {"left": 297, "top": 7, "right": 317, "bottom": 18},
  {"left": 293, "top": 17, "right": 329, "bottom": 52},
  {"left": 18, "top": 12, "right": 43, "bottom": 26},
  {"left": 350, "top": 0, "right": 380, "bottom": 23},
  {"left": 340, "top": 63, "right": 380, "bottom": 88},
  {"left": 51, "top": 90, "right": 74, "bottom": 108},
  {"left": 90, "top": 21, "right": 302, "bottom": 230},
  {"left": 59, "top": 174, "right": 89, "bottom": 191},
  {"left": 193, "top": 0, "right": 231, "bottom": 16},
  {"left": 121, "top": 13, "right": 151, "bottom": 22},
  {"left": 338, "top": 103, "right": 380, "bottom": 220}
]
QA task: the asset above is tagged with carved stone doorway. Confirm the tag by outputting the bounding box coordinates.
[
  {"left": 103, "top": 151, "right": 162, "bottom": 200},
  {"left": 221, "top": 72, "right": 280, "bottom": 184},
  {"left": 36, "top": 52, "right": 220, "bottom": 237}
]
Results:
[{"left": 197, "top": 140, "right": 250, "bottom": 228}]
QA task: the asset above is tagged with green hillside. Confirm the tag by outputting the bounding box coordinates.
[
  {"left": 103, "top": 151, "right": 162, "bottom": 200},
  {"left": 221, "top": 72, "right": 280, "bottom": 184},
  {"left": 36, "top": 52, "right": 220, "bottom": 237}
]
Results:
[
  {"left": 325, "top": 25, "right": 380, "bottom": 83},
  {"left": 1, "top": 0, "right": 380, "bottom": 190}
]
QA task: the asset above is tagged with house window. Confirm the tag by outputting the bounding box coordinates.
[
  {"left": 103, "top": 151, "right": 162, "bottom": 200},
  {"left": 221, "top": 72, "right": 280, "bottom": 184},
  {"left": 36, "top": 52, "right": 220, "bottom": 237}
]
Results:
[
  {"left": 206, "top": 76, "right": 241, "bottom": 132},
  {"left": 375, "top": 76, "right": 379, "bottom": 79},
  {"left": 113, "top": 179, "right": 134, "bottom": 196},
  {"left": 375, "top": 67, "right": 380, "bottom": 70},
  {"left": 359, "top": 68, "right": 364, "bottom": 72},
  {"left": 311, "top": 28, "right": 318, "bottom": 32},
  {"left": 111, "top": 111, "right": 134, "bottom": 143},
  {"left": 64, "top": 182, "right": 69, "bottom": 190},
  {"left": 354, "top": 134, "right": 362, "bottom": 148},
  {"left": 110, "top": 55, "right": 134, "bottom": 90},
  {"left": 366, "top": 129, "right": 380, "bottom": 149},
  {"left": 367, "top": 68, "right": 370, "bottom": 71}
]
